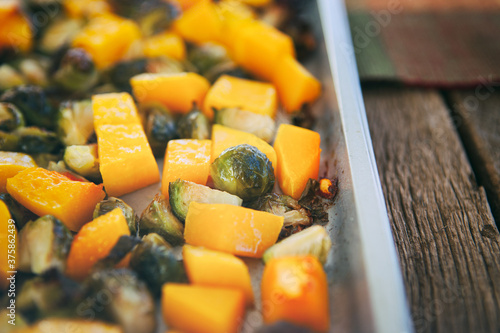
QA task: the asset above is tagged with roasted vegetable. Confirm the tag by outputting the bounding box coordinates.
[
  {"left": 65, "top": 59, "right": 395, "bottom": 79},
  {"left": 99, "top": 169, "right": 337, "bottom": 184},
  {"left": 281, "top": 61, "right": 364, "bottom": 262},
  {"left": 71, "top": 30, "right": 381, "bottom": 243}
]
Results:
[
  {"left": 52, "top": 48, "right": 99, "bottom": 92},
  {"left": 130, "top": 233, "right": 186, "bottom": 294},
  {"left": 184, "top": 202, "right": 284, "bottom": 258},
  {"left": 256, "top": 321, "right": 314, "bottom": 333},
  {"left": 177, "top": 107, "right": 211, "bottom": 140},
  {"left": 0, "top": 131, "right": 19, "bottom": 151},
  {"left": 38, "top": 17, "right": 83, "bottom": 54},
  {"left": 86, "top": 268, "right": 156, "bottom": 333},
  {"left": 18, "top": 215, "right": 73, "bottom": 274},
  {"left": 15, "top": 318, "right": 122, "bottom": 333},
  {"left": 0, "top": 103, "right": 25, "bottom": 132},
  {"left": 210, "top": 144, "right": 275, "bottom": 201},
  {"left": 214, "top": 107, "right": 275, "bottom": 142},
  {"left": 57, "top": 99, "right": 94, "bottom": 146},
  {"left": 30, "top": 152, "right": 61, "bottom": 168},
  {"left": 15, "top": 127, "right": 61, "bottom": 154},
  {"left": 169, "top": 179, "right": 242, "bottom": 222},
  {"left": 63, "top": 144, "right": 101, "bottom": 181},
  {"left": 143, "top": 103, "right": 178, "bottom": 157},
  {"left": 0, "top": 85, "right": 57, "bottom": 129},
  {"left": 138, "top": 193, "right": 184, "bottom": 246},
  {"left": 0, "top": 151, "right": 36, "bottom": 192},
  {"left": 46, "top": 160, "right": 88, "bottom": 182},
  {"left": 94, "top": 197, "right": 137, "bottom": 235},
  {"left": 108, "top": 59, "right": 148, "bottom": 92},
  {"left": 188, "top": 43, "right": 233, "bottom": 80},
  {"left": 94, "top": 235, "right": 140, "bottom": 270},
  {"left": 17, "top": 57, "right": 50, "bottom": 87},
  {"left": 0, "top": 64, "right": 25, "bottom": 90},
  {"left": 0, "top": 200, "right": 16, "bottom": 290},
  {"left": 143, "top": 32, "right": 185, "bottom": 60},
  {"left": 262, "top": 225, "right": 331, "bottom": 264},
  {"left": 0, "top": 192, "right": 37, "bottom": 229}
]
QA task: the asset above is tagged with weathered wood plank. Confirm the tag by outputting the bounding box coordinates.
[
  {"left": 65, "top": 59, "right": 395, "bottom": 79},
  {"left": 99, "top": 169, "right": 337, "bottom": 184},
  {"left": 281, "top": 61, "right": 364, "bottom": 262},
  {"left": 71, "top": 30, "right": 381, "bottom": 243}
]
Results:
[
  {"left": 363, "top": 87, "right": 500, "bottom": 333},
  {"left": 447, "top": 90, "right": 500, "bottom": 224}
]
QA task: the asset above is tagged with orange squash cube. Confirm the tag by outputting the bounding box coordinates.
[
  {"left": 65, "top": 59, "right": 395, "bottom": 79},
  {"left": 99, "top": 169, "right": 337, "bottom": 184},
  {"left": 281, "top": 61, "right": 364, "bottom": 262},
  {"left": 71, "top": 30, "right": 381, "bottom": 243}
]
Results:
[
  {"left": 142, "top": 31, "right": 186, "bottom": 60},
  {"left": 211, "top": 125, "right": 277, "bottom": 171},
  {"left": 273, "top": 124, "right": 321, "bottom": 199},
  {"left": 0, "top": 3, "right": 32, "bottom": 53},
  {"left": 184, "top": 202, "right": 284, "bottom": 258},
  {"left": 183, "top": 245, "right": 254, "bottom": 305},
  {"left": 232, "top": 21, "right": 294, "bottom": 81},
  {"left": 72, "top": 14, "right": 141, "bottom": 68},
  {"left": 237, "top": 0, "right": 271, "bottom": 6},
  {"left": 273, "top": 56, "right": 321, "bottom": 113},
  {"left": 92, "top": 92, "right": 141, "bottom": 127},
  {"left": 172, "top": 0, "right": 222, "bottom": 45},
  {"left": 0, "top": 152, "right": 36, "bottom": 192},
  {"left": 66, "top": 208, "right": 130, "bottom": 281},
  {"left": 131, "top": 72, "right": 210, "bottom": 114},
  {"left": 162, "top": 283, "right": 245, "bottom": 333},
  {"left": 0, "top": 200, "right": 15, "bottom": 289},
  {"left": 261, "top": 256, "right": 330, "bottom": 332},
  {"left": 161, "top": 139, "right": 211, "bottom": 197},
  {"left": 64, "top": 0, "right": 111, "bottom": 19},
  {"left": 203, "top": 75, "right": 278, "bottom": 119},
  {"left": 170, "top": 0, "right": 204, "bottom": 11},
  {"left": 6, "top": 168, "right": 105, "bottom": 231}
]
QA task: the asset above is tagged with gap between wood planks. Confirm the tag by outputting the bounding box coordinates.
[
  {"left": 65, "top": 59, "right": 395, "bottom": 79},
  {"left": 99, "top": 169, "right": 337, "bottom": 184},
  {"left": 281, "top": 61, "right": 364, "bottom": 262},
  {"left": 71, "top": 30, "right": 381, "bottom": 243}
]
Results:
[{"left": 362, "top": 86, "right": 500, "bottom": 333}]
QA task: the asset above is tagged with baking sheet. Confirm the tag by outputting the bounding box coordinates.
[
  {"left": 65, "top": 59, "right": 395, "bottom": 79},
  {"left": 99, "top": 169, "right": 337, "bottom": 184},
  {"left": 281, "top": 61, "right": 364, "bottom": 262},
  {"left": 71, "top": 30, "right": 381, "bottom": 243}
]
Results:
[{"left": 122, "top": 0, "right": 414, "bottom": 331}]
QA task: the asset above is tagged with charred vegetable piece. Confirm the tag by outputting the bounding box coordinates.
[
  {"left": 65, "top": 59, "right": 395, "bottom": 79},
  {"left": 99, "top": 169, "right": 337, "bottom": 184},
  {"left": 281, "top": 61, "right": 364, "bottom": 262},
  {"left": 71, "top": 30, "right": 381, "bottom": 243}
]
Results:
[
  {"left": 31, "top": 152, "right": 61, "bottom": 169},
  {"left": 144, "top": 104, "right": 178, "bottom": 157},
  {"left": 177, "top": 108, "right": 211, "bottom": 140},
  {"left": 0, "top": 193, "right": 37, "bottom": 230},
  {"left": 86, "top": 269, "right": 156, "bottom": 333},
  {"left": 57, "top": 99, "right": 94, "bottom": 146},
  {"left": 169, "top": 179, "right": 242, "bottom": 222},
  {"left": 130, "top": 233, "right": 186, "bottom": 295},
  {"left": 262, "top": 225, "right": 331, "bottom": 264},
  {"left": 94, "top": 235, "right": 141, "bottom": 270},
  {"left": 298, "top": 178, "right": 337, "bottom": 224},
  {"left": 0, "top": 103, "right": 25, "bottom": 131},
  {"left": 138, "top": 193, "right": 184, "bottom": 246},
  {"left": 52, "top": 48, "right": 99, "bottom": 92},
  {"left": 15, "top": 127, "right": 61, "bottom": 154},
  {"left": 214, "top": 107, "right": 275, "bottom": 142},
  {"left": 63, "top": 144, "right": 101, "bottom": 181},
  {"left": 18, "top": 215, "right": 73, "bottom": 274},
  {"left": 94, "top": 197, "right": 138, "bottom": 236},
  {"left": 108, "top": 58, "right": 148, "bottom": 92},
  {"left": 0, "top": 85, "right": 57, "bottom": 129},
  {"left": 210, "top": 144, "right": 275, "bottom": 201}
]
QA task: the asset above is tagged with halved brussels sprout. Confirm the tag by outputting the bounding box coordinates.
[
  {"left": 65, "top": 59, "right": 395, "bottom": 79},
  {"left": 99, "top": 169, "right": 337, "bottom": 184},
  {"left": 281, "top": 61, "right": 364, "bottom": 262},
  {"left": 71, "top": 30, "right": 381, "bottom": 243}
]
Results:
[
  {"left": 86, "top": 269, "right": 156, "bottom": 333},
  {"left": 94, "top": 198, "right": 138, "bottom": 236},
  {"left": 214, "top": 107, "right": 275, "bottom": 142},
  {"left": 18, "top": 58, "right": 49, "bottom": 87},
  {"left": 210, "top": 144, "right": 275, "bottom": 201},
  {"left": 130, "top": 233, "right": 186, "bottom": 295},
  {"left": 138, "top": 193, "right": 184, "bottom": 246},
  {"left": 15, "top": 127, "right": 61, "bottom": 154},
  {"left": 143, "top": 103, "right": 178, "bottom": 157},
  {"left": 109, "top": 59, "right": 148, "bottom": 92},
  {"left": 0, "top": 131, "right": 20, "bottom": 151},
  {"left": 0, "top": 64, "right": 25, "bottom": 90},
  {"left": 94, "top": 236, "right": 141, "bottom": 271},
  {"left": 64, "top": 144, "right": 101, "bottom": 181},
  {"left": 0, "top": 103, "right": 25, "bottom": 132},
  {"left": 177, "top": 108, "right": 211, "bottom": 140},
  {"left": 17, "top": 215, "right": 73, "bottom": 274},
  {"left": 31, "top": 153, "right": 61, "bottom": 169},
  {"left": 188, "top": 43, "right": 233, "bottom": 81},
  {"left": 169, "top": 179, "right": 242, "bottom": 222},
  {"left": 262, "top": 225, "right": 331, "bottom": 264},
  {"left": 57, "top": 100, "right": 94, "bottom": 146},
  {"left": 52, "top": 48, "right": 99, "bottom": 93},
  {"left": 0, "top": 193, "right": 37, "bottom": 230},
  {"left": 38, "top": 17, "right": 83, "bottom": 54}
]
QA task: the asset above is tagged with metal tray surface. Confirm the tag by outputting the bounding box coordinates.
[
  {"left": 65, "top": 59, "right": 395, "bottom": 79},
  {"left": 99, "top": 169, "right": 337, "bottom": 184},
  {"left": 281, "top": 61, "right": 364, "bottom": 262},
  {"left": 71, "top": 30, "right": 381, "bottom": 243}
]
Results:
[{"left": 122, "top": 1, "right": 413, "bottom": 332}]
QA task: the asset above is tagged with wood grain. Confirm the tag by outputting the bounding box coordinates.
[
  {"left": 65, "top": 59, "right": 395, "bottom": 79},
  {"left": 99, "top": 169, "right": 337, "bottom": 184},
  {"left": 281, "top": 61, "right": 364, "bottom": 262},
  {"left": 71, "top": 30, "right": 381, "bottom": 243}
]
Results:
[
  {"left": 447, "top": 90, "right": 500, "bottom": 224},
  {"left": 363, "top": 87, "right": 500, "bottom": 333}
]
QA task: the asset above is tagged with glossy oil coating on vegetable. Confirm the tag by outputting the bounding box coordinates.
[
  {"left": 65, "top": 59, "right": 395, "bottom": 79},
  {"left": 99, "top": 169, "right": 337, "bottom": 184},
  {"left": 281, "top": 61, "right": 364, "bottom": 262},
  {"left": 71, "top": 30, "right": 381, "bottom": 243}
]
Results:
[{"left": 0, "top": 151, "right": 36, "bottom": 192}]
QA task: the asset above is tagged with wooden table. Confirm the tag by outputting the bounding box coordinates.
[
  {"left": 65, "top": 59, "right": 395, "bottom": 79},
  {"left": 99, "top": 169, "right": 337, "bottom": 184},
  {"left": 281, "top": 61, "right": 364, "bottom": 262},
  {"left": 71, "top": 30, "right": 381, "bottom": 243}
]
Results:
[{"left": 362, "top": 85, "right": 500, "bottom": 333}]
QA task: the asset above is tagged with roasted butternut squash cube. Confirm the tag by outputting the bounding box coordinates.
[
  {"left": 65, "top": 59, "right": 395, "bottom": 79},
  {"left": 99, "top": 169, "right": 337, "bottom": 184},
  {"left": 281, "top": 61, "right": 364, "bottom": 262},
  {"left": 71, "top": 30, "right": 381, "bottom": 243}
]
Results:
[
  {"left": 261, "top": 256, "right": 330, "bottom": 332},
  {"left": 162, "top": 283, "right": 245, "bottom": 333},
  {"left": 0, "top": 3, "right": 32, "bottom": 53},
  {"left": 273, "top": 56, "right": 321, "bottom": 113},
  {"left": 66, "top": 208, "right": 130, "bottom": 281},
  {"left": 203, "top": 75, "right": 277, "bottom": 119},
  {"left": 131, "top": 72, "right": 210, "bottom": 114},
  {"left": 172, "top": 0, "right": 222, "bottom": 45},
  {"left": 273, "top": 124, "right": 321, "bottom": 199},
  {"left": 64, "top": 0, "right": 111, "bottom": 19},
  {"left": 184, "top": 202, "right": 284, "bottom": 258},
  {"left": 142, "top": 31, "right": 186, "bottom": 60},
  {"left": 92, "top": 92, "right": 141, "bottom": 127},
  {"left": 0, "top": 152, "right": 36, "bottom": 192},
  {"left": 161, "top": 139, "right": 211, "bottom": 197},
  {"left": 6, "top": 168, "right": 105, "bottom": 231}
]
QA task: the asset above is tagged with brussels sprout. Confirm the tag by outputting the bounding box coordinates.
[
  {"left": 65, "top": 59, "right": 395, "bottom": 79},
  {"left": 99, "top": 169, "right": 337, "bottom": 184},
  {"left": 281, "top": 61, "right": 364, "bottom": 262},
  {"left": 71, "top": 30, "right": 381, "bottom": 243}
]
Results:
[
  {"left": 138, "top": 193, "right": 184, "bottom": 246},
  {"left": 210, "top": 144, "right": 275, "bottom": 201},
  {"left": 64, "top": 144, "right": 101, "bottom": 181},
  {"left": 47, "top": 160, "right": 89, "bottom": 182},
  {"left": 0, "top": 103, "right": 25, "bottom": 132},
  {"left": 31, "top": 153, "right": 61, "bottom": 168},
  {"left": 14, "top": 127, "right": 61, "bottom": 154},
  {"left": 0, "top": 193, "right": 37, "bottom": 230},
  {"left": 143, "top": 104, "right": 178, "bottom": 157},
  {"left": 52, "top": 48, "right": 99, "bottom": 92},
  {"left": 146, "top": 56, "right": 185, "bottom": 74},
  {"left": 177, "top": 108, "right": 211, "bottom": 140},
  {"left": 94, "top": 236, "right": 141, "bottom": 271},
  {"left": 262, "top": 225, "right": 331, "bottom": 264},
  {"left": 214, "top": 107, "right": 275, "bottom": 142},
  {"left": 188, "top": 43, "right": 232, "bottom": 80},
  {"left": 94, "top": 198, "right": 138, "bottom": 236},
  {"left": 0, "top": 131, "right": 20, "bottom": 151},
  {"left": 57, "top": 100, "right": 94, "bottom": 146},
  {"left": 109, "top": 59, "right": 148, "bottom": 92},
  {"left": 169, "top": 179, "right": 242, "bottom": 222},
  {"left": 38, "top": 17, "right": 83, "bottom": 54},
  {"left": 298, "top": 178, "right": 338, "bottom": 224},
  {"left": 18, "top": 58, "right": 49, "bottom": 87},
  {"left": 0, "top": 85, "right": 57, "bottom": 129},
  {"left": 86, "top": 269, "right": 156, "bottom": 333},
  {"left": 130, "top": 233, "right": 186, "bottom": 294},
  {"left": 17, "top": 215, "right": 73, "bottom": 274},
  {"left": 0, "top": 64, "right": 25, "bottom": 90}
]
